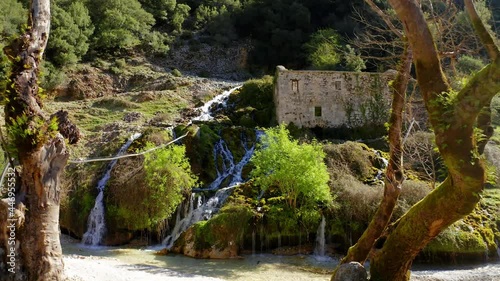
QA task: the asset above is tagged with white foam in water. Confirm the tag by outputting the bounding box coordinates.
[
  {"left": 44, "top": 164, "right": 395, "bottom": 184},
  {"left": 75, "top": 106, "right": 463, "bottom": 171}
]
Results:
[{"left": 192, "top": 86, "right": 242, "bottom": 122}]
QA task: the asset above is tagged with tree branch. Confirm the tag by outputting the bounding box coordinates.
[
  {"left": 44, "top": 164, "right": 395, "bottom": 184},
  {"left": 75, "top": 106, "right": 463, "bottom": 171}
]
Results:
[
  {"left": 464, "top": 0, "right": 499, "bottom": 61},
  {"left": 364, "top": 0, "right": 404, "bottom": 38},
  {"left": 388, "top": 0, "right": 449, "bottom": 107}
]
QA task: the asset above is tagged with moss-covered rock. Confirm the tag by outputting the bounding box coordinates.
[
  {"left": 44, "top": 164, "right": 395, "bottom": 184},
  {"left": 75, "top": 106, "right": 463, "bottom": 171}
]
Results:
[
  {"left": 421, "top": 188, "right": 500, "bottom": 262},
  {"left": 224, "top": 75, "right": 276, "bottom": 128},
  {"left": 323, "top": 141, "right": 380, "bottom": 182},
  {"left": 171, "top": 203, "right": 254, "bottom": 258}
]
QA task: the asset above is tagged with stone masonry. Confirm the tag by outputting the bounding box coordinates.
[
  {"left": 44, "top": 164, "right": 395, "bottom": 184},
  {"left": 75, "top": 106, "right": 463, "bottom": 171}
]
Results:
[{"left": 274, "top": 65, "right": 395, "bottom": 128}]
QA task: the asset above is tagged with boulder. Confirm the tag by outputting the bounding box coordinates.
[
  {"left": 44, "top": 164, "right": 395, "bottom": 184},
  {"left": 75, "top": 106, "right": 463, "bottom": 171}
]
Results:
[{"left": 331, "top": 262, "right": 368, "bottom": 281}]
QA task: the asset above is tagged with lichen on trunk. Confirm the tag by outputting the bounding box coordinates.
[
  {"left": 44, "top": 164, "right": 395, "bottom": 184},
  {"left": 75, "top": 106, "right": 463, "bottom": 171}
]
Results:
[
  {"left": 0, "top": 0, "right": 79, "bottom": 280},
  {"left": 364, "top": 0, "right": 500, "bottom": 280}
]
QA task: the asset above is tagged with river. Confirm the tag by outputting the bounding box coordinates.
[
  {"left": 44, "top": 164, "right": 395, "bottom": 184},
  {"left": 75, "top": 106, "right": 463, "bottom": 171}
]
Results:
[{"left": 61, "top": 236, "right": 500, "bottom": 281}]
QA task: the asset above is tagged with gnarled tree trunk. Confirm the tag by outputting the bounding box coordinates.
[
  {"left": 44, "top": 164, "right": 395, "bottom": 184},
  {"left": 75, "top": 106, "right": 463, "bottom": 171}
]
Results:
[
  {"left": 335, "top": 43, "right": 412, "bottom": 268},
  {"left": 0, "top": 0, "right": 79, "bottom": 280},
  {"left": 366, "top": 0, "right": 500, "bottom": 280}
]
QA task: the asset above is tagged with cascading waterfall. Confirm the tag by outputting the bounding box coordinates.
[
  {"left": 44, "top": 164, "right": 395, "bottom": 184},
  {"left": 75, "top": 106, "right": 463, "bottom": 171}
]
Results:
[
  {"left": 162, "top": 186, "right": 235, "bottom": 248},
  {"left": 162, "top": 85, "right": 264, "bottom": 249},
  {"left": 81, "top": 133, "right": 142, "bottom": 246},
  {"left": 199, "top": 133, "right": 259, "bottom": 191},
  {"left": 313, "top": 215, "right": 326, "bottom": 257},
  {"left": 191, "top": 86, "right": 242, "bottom": 122},
  {"left": 163, "top": 131, "right": 261, "bottom": 248}
]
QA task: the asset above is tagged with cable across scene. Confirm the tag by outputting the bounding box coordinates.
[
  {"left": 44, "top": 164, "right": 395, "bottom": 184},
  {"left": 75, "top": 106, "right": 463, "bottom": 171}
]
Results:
[{"left": 67, "top": 133, "right": 188, "bottom": 164}]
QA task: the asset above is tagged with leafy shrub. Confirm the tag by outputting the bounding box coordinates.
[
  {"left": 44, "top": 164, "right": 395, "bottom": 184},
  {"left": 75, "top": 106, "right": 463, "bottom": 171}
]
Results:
[
  {"left": 108, "top": 143, "right": 197, "bottom": 230},
  {"left": 226, "top": 75, "right": 275, "bottom": 127},
  {"left": 0, "top": 0, "right": 26, "bottom": 38},
  {"left": 40, "top": 61, "right": 68, "bottom": 91},
  {"left": 304, "top": 29, "right": 342, "bottom": 70},
  {"left": 90, "top": 0, "right": 155, "bottom": 51},
  {"left": 46, "top": 0, "right": 94, "bottom": 66},
  {"left": 251, "top": 124, "right": 332, "bottom": 209},
  {"left": 323, "top": 142, "right": 376, "bottom": 181},
  {"left": 304, "top": 29, "right": 365, "bottom": 71},
  {"left": 142, "top": 144, "right": 198, "bottom": 227},
  {"left": 456, "top": 55, "right": 485, "bottom": 74},
  {"left": 331, "top": 172, "right": 382, "bottom": 225}
]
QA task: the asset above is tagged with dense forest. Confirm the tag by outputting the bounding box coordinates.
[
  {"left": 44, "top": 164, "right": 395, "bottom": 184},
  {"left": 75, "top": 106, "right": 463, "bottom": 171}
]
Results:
[{"left": 1, "top": 0, "right": 497, "bottom": 81}]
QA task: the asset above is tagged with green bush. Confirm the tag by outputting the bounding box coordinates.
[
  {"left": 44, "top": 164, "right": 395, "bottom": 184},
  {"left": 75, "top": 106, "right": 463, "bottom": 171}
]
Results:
[
  {"left": 304, "top": 29, "right": 342, "bottom": 70},
  {"left": 456, "top": 55, "right": 485, "bottom": 74},
  {"left": 143, "top": 144, "right": 197, "bottom": 228},
  {"left": 0, "top": 0, "right": 26, "bottom": 38},
  {"left": 251, "top": 124, "right": 332, "bottom": 209},
  {"left": 323, "top": 142, "right": 376, "bottom": 181},
  {"left": 46, "top": 0, "right": 94, "bottom": 66},
  {"left": 90, "top": 0, "right": 155, "bottom": 51},
  {"left": 40, "top": 61, "right": 68, "bottom": 91},
  {"left": 226, "top": 75, "right": 275, "bottom": 127},
  {"left": 108, "top": 144, "right": 197, "bottom": 230}
]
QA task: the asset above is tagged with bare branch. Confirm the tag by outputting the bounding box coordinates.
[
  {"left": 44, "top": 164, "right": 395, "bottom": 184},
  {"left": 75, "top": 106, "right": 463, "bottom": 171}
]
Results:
[
  {"left": 364, "top": 0, "right": 404, "bottom": 38},
  {"left": 464, "top": 0, "right": 500, "bottom": 61}
]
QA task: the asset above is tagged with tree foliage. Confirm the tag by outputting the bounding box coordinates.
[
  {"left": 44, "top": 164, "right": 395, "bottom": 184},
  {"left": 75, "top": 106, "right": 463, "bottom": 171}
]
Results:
[
  {"left": 141, "top": 144, "right": 198, "bottom": 229},
  {"left": 89, "top": 0, "right": 156, "bottom": 51},
  {"left": 46, "top": 0, "right": 94, "bottom": 66},
  {"left": 304, "top": 28, "right": 366, "bottom": 71},
  {"left": 250, "top": 124, "right": 332, "bottom": 209}
]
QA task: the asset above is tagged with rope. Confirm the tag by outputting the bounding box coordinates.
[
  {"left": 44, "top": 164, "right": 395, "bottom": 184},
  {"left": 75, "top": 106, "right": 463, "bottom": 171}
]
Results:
[{"left": 68, "top": 133, "right": 188, "bottom": 164}]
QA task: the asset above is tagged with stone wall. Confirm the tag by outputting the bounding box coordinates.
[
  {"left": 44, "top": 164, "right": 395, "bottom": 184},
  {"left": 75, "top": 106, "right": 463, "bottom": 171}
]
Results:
[{"left": 274, "top": 66, "right": 394, "bottom": 128}]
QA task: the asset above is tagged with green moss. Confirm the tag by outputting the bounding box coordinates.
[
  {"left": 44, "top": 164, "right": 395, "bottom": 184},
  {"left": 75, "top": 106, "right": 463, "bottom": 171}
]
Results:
[
  {"left": 191, "top": 204, "right": 254, "bottom": 251},
  {"left": 225, "top": 75, "right": 276, "bottom": 128},
  {"left": 323, "top": 141, "right": 378, "bottom": 182},
  {"left": 425, "top": 226, "right": 487, "bottom": 255}
]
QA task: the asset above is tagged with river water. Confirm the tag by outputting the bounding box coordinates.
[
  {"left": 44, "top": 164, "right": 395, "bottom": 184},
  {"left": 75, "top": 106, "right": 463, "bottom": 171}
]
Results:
[{"left": 62, "top": 237, "right": 500, "bottom": 281}]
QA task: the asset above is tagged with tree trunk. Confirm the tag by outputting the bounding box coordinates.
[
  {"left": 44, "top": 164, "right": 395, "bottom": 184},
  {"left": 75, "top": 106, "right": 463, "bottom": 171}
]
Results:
[
  {"left": 18, "top": 135, "right": 69, "bottom": 280},
  {"left": 0, "top": 0, "right": 79, "bottom": 280},
  {"left": 334, "top": 44, "right": 412, "bottom": 269},
  {"left": 366, "top": 1, "right": 500, "bottom": 280}
]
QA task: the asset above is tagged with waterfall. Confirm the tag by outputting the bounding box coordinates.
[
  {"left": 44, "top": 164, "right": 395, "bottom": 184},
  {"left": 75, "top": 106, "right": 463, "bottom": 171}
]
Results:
[
  {"left": 313, "top": 215, "right": 327, "bottom": 257},
  {"left": 81, "top": 133, "right": 142, "bottom": 246},
  {"left": 194, "top": 131, "right": 260, "bottom": 192},
  {"left": 160, "top": 84, "right": 263, "bottom": 249},
  {"left": 162, "top": 130, "right": 261, "bottom": 248},
  {"left": 162, "top": 186, "right": 235, "bottom": 249},
  {"left": 191, "top": 86, "right": 242, "bottom": 122}
]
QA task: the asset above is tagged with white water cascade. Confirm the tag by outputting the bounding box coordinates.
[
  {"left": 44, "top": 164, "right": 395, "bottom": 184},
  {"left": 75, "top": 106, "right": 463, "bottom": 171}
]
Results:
[
  {"left": 81, "top": 133, "right": 142, "bottom": 246},
  {"left": 313, "top": 215, "right": 331, "bottom": 261},
  {"left": 314, "top": 215, "right": 326, "bottom": 256},
  {"left": 162, "top": 131, "right": 261, "bottom": 248},
  {"left": 162, "top": 186, "right": 235, "bottom": 248},
  {"left": 191, "top": 86, "right": 242, "bottom": 122}
]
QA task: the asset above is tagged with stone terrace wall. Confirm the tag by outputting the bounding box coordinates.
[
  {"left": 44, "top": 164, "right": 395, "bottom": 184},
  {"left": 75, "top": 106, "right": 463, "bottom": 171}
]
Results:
[{"left": 274, "top": 66, "right": 394, "bottom": 128}]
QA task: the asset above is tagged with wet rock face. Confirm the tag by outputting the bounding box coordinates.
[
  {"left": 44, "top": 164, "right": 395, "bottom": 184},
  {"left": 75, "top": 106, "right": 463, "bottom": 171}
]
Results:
[
  {"left": 331, "top": 262, "right": 368, "bottom": 281},
  {"left": 170, "top": 226, "right": 239, "bottom": 259}
]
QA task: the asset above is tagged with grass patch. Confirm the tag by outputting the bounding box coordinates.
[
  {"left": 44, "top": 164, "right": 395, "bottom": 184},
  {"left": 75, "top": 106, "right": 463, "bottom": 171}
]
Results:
[{"left": 92, "top": 97, "right": 140, "bottom": 110}]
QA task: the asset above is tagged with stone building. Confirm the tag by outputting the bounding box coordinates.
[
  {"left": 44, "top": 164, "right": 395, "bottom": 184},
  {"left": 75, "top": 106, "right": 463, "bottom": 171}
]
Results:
[{"left": 274, "top": 65, "right": 395, "bottom": 128}]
